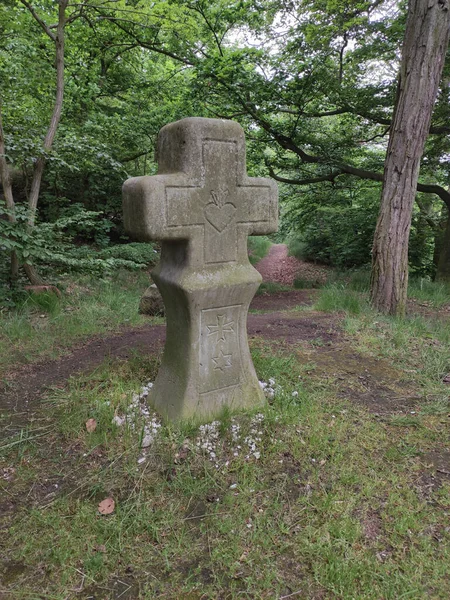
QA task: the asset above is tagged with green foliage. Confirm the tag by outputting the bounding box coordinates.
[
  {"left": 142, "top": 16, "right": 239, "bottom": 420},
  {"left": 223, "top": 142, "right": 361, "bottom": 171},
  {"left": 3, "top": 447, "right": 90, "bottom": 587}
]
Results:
[
  {"left": 409, "top": 277, "right": 450, "bottom": 308},
  {"left": 293, "top": 277, "right": 321, "bottom": 289},
  {"left": 247, "top": 235, "right": 271, "bottom": 265},
  {"left": 288, "top": 204, "right": 377, "bottom": 268},
  {"left": 1, "top": 0, "right": 449, "bottom": 291},
  {"left": 0, "top": 201, "right": 157, "bottom": 278}
]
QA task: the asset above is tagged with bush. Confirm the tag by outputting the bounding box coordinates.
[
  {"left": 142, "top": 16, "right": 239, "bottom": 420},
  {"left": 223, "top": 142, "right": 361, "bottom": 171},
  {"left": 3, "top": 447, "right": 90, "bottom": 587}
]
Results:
[
  {"left": 97, "top": 243, "right": 159, "bottom": 266},
  {"left": 294, "top": 206, "right": 376, "bottom": 268},
  {"left": 0, "top": 202, "right": 159, "bottom": 279},
  {"left": 247, "top": 236, "right": 271, "bottom": 265}
]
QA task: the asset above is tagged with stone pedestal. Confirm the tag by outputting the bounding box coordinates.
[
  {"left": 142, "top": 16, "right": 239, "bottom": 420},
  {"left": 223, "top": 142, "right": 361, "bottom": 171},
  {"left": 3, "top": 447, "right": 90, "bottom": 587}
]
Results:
[{"left": 123, "top": 117, "right": 278, "bottom": 421}]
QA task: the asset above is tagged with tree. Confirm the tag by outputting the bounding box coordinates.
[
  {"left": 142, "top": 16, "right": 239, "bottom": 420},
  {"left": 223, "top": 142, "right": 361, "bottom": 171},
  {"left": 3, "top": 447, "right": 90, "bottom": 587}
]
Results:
[
  {"left": 0, "top": 0, "right": 69, "bottom": 285},
  {"left": 370, "top": 0, "right": 450, "bottom": 315},
  {"left": 179, "top": 0, "right": 450, "bottom": 283},
  {"left": 0, "top": 0, "right": 198, "bottom": 285}
]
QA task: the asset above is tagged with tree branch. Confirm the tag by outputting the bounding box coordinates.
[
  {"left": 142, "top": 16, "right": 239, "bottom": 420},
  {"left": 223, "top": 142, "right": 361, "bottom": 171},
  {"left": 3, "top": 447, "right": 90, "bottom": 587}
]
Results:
[
  {"left": 279, "top": 105, "right": 449, "bottom": 134},
  {"left": 120, "top": 149, "right": 151, "bottom": 163},
  {"left": 20, "top": 0, "right": 56, "bottom": 41},
  {"left": 266, "top": 165, "right": 341, "bottom": 185}
]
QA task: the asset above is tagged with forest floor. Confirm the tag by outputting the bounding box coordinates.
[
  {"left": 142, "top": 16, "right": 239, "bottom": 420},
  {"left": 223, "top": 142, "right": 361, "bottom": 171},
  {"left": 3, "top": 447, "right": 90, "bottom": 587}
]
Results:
[{"left": 1, "top": 247, "right": 450, "bottom": 599}]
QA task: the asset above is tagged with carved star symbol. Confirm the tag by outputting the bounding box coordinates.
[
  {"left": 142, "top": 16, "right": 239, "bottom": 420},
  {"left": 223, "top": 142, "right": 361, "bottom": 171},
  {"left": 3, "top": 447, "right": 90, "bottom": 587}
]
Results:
[
  {"left": 212, "top": 350, "right": 232, "bottom": 372},
  {"left": 207, "top": 314, "right": 234, "bottom": 342}
]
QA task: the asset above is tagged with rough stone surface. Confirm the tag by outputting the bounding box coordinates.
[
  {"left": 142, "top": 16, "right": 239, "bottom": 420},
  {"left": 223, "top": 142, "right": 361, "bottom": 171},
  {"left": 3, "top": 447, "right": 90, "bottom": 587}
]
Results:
[
  {"left": 139, "top": 284, "right": 165, "bottom": 316},
  {"left": 123, "top": 117, "right": 278, "bottom": 421}
]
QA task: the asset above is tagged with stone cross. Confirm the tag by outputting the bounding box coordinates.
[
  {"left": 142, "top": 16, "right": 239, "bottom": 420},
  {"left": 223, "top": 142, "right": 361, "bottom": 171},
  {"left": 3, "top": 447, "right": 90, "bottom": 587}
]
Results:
[{"left": 123, "top": 118, "right": 278, "bottom": 421}]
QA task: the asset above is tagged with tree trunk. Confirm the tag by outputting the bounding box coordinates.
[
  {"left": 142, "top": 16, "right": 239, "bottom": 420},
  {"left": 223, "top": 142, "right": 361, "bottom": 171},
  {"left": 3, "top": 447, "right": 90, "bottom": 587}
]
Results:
[
  {"left": 16, "top": 0, "right": 68, "bottom": 285},
  {"left": 436, "top": 209, "right": 450, "bottom": 282},
  {"left": 23, "top": 263, "right": 45, "bottom": 285},
  {"left": 10, "top": 251, "right": 19, "bottom": 284},
  {"left": 25, "top": 0, "right": 66, "bottom": 227},
  {"left": 369, "top": 0, "right": 450, "bottom": 315},
  {"left": 0, "top": 103, "right": 19, "bottom": 285}
]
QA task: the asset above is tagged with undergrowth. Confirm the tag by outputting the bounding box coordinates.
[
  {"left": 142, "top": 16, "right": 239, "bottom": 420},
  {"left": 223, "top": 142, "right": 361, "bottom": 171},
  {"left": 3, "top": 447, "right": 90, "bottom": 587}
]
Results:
[
  {"left": 247, "top": 236, "right": 272, "bottom": 265},
  {"left": 1, "top": 267, "right": 450, "bottom": 598},
  {"left": 0, "top": 270, "right": 157, "bottom": 376}
]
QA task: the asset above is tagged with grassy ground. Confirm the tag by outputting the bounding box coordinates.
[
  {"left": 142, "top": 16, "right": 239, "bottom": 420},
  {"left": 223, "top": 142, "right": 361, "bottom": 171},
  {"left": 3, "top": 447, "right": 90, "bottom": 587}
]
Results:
[
  {"left": 1, "top": 278, "right": 449, "bottom": 599},
  {"left": 0, "top": 271, "right": 154, "bottom": 378}
]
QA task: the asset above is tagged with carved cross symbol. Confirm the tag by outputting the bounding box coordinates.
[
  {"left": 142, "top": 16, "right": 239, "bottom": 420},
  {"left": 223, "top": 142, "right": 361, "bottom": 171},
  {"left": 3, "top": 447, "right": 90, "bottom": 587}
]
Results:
[{"left": 207, "top": 314, "right": 234, "bottom": 343}]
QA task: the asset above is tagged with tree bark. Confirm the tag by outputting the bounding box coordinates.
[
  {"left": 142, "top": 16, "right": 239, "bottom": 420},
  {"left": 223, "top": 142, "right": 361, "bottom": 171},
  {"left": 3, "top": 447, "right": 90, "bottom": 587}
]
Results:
[
  {"left": 13, "top": 0, "right": 68, "bottom": 286},
  {"left": 0, "top": 103, "right": 19, "bottom": 284},
  {"left": 25, "top": 0, "right": 67, "bottom": 227},
  {"left": 370, "top": 0, "right": 450, "bottom": 316},
  {"left": 436, "top": 208, "right": 450, "bottom": 282}
]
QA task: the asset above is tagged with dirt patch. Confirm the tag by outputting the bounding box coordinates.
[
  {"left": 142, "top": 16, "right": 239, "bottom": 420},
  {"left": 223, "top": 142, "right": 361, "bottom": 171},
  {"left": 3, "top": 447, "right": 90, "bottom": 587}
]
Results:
[
  {"left": 419, "top": 450, "right": 450, "bottom": 491},
  {"left": 361, "top": 509, "right": 383, "bottom": 542},
  {"left": 251, "top": 289, "right": 317, "bottom": 311},
  {"left": 79, "top": 575, "right": 141, "bottom": 600},
  {"left": 296, "top": 347, "right": 419, "bottom": 414},
  {"left": 407, "top": 298, "right": 450, "bottom": 320},
  {"left": 255, "top": 244, "right": 329, "bottom": 286},
  {"left": 249, "top": 312, "right": 341, "bottom": 346},
  {"left": 0, "top": 326, "right": 165, "bottom": 442}
]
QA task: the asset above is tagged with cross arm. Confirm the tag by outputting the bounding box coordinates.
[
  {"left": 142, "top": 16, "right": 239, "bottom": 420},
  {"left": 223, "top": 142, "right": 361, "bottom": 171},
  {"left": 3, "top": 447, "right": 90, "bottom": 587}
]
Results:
[
  {"left": 240, "top": 177, "right": 278, "bottom": 236},
  {"left": 122, "top": 173, "right": 189, "bottom": 241}
]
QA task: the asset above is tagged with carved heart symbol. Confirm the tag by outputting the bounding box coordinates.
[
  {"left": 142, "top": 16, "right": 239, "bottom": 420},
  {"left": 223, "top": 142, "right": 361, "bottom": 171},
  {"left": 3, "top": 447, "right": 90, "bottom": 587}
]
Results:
[{"left": 204, "top": 202, "right": 236, "bottom": 233}]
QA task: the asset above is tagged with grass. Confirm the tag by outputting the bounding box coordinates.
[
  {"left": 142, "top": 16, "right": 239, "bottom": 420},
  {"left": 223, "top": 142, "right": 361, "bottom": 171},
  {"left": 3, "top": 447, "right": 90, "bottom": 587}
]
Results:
[
  {"left": 409, "top": 277, "right": 450, "bottom": 308},
  {"left": 314, "top": 283, "right": 369, "bottom": 315},
  {"left": 1, "top": 272, "right": 450, "bottom": 598},
  {"left": 247, "top": 236, "right": 272, "bottom": 265},
  {"left": 286, "top": 235, "right": 306, "bottom": 261},
  {"left": 255, "top": 281, "right": 291, "bottom": 295},
  {"left": 0, "top": 270, "right": 158, "bottom": 377}
]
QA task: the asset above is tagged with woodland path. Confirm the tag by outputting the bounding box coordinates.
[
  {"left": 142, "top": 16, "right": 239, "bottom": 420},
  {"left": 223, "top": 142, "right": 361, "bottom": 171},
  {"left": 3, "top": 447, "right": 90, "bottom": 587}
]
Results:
[{"left": 255, "top": 243, "right": 329, "bottom": 286}]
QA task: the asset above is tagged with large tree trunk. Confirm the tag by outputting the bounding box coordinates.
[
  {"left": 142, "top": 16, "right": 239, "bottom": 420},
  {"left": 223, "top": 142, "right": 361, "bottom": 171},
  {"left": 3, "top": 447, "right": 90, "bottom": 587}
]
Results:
[{"left": 370, "top": 0, "right": 450, "bottom": 316}]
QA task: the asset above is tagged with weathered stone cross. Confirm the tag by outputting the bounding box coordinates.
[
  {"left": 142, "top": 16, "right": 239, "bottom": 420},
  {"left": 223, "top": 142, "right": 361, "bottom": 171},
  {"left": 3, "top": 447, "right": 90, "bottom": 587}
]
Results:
[{"left": 123, "top": 117, "right": 278, "bottom": 421}]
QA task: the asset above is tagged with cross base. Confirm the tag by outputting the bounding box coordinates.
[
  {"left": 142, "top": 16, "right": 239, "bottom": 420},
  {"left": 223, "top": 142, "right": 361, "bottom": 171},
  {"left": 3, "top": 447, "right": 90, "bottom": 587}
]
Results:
[{"left": 149, "top": 242, "right": 265, "bottom": 421}]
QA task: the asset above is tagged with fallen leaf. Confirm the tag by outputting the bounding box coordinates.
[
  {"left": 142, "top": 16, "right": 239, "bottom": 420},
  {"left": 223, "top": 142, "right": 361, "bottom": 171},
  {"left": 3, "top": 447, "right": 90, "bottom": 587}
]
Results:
[
  {"left": 86, "top": 418, "right": 97, "bottom": 433},
  {"left": 98, "top": 497, "right": 115, "bottom": 515}
]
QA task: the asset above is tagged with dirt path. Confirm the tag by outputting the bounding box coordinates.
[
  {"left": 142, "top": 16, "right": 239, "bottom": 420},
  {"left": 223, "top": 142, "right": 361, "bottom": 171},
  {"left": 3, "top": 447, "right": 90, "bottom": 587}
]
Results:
[
  {"left": 255, "top": 244, "right": 328, "bottom": 286},
  {"left": 1, "top": 311, "right": 340, "bottom": 441}
]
